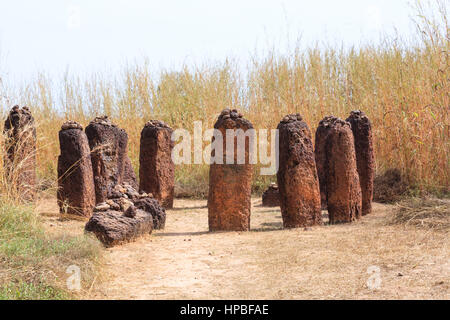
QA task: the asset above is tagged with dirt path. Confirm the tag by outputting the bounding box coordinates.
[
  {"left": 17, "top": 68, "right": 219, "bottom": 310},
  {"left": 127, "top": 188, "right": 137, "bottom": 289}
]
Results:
[{"left": 37, "top": 197, "right": 449, "bottom": 299}]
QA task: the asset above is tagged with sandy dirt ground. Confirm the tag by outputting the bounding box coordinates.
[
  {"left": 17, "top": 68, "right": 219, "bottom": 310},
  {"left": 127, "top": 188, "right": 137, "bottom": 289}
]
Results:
[{"left": 36, "top": 197, "right": 449, "bottom": 300}]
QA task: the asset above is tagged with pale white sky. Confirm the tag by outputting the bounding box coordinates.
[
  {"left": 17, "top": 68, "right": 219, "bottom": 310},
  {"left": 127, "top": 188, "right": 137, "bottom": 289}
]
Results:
[{"left": 0, "top": 0, "right": 417, "bottom": 79}]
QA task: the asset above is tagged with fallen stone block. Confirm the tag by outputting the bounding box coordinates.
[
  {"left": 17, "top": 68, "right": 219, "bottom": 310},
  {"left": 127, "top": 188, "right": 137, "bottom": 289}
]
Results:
[
  {"left": 85, "top": 209, "right": 153, "bottom": 247},
  {"left": 94, "top": 183, "right": 166, "bottom": 230},
  {"left": 134, "top": 197, "right": 166, "bottom": 230}
]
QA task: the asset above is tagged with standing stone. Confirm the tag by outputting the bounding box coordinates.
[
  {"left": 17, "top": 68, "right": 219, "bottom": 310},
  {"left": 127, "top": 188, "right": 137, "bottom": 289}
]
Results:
[
  {"left": 262, "top": 183, "right": 280, "bottom": 207},
  {"left": 123, "top": 156, "right": 139, "bottom": 190},
  {"left": 139, "top": 120, "right": 175, "bottom": 209},
  {"left": 208, "top": 109, "right": 253, "bottom": 231},
  {"left": 85, "top": 116, "right": 128, "bottom": 204},
  {"left": 277, "top": 114, "right": 322, "bottom": 228},
  {"left": 57, "top": 121, "right": 96, "bottom": 217},
  {"left": 3, "top": 106, "right": 36, "bottom": 201},
  {"left": 346, "top": 110, "right": 375, "bottom": 215},
  {"left": 324, "top": 118, "right": 362, "bottom": 224},
  {"left": 314, "top": 115, "right": 336, "bottom": 210}
]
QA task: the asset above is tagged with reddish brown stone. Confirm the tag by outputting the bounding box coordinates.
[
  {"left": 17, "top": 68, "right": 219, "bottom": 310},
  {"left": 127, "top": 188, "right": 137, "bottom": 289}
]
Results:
[
  {"left": 57, "top": 121, "right": 95, "bottom": 217},
  {"left": 139, "top": 120, "right": 174, "bottom": 209},
  {"left": 208, "top": 109, "right": 253, "bottom": 231},
  {"left": 85, "top": 116, "right": 128, "bottom": 204},
  {"left": 123, "top": 156, "right": 138, "bottom": 190},
  {"left": 346, "top": 110, "right": 375, "bottom": 215},
  {"left": 262, "top": 183, "right": 280, "bottom": 207},
  {"left": 93, "top": 183, "right": 166, "bottom": 230},
  {"left": 134, "top": 197, "right": 166, "bottom": 230},
  {"left": 325, "top": 118, "right": 362, "bottom": 224},
  {"left": 86, "top": 183, "right": 166, "bottom": 246},
  {"left": 277, "top": 114, "right": 322, "bottom": 228},
  {"left": 3, "top": 106, "right": 36, "bottom": 201},
  {"left": 314, "top": 115, "right": 336, "bottom": 210},
  {"left": 85, "top": 209, "right": 153, "bottom": 247}
]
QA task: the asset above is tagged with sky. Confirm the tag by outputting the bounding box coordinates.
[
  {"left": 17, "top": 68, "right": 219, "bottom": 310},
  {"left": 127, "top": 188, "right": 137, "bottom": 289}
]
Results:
[{"left": 0, "top": 0, "right": 418, "bottom": 80}]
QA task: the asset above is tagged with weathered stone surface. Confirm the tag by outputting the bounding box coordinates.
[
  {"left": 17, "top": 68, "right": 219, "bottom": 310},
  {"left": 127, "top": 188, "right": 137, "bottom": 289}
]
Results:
[
  {"left": 139, "top": 120, "right": 174, "bottom": 209},
  {"left": 85, "top": 116, "right": 128, "bottom": 204},
  {"left": 123, "top": 156, "right": 138, "bottom": 190},
  {"left": 314, "top": 115, "right": 337, "bottom": 210},
  {"left": 85, "top": 209, "right": 153, "bottom": 247},
  {"left": 277, "top": 114, "right": 322, "bottom": 228},
  {"left": 262, "top": 183, "right": 280, "bottom": 207},
  {"left": 97, "top": 183, "right": 165, "bottom": 229},
  {"left": 208, "top": 109, "right": 253, "bottom": 231},
  {"left": 94, "top": 202, "right": 110, "bottom": 212},
  {"left": 134, "top": 197, "right": 166, "bottom": 230},
  {"left": 85, "top": 183, "right": 166, "bottom": 246},
  {"left": 57, "top": 121, "right": 95, "bottom": 217},
  {"left": 3, "top": 105, "right": 36, "bottom": 201},
  {"left": 324, "top": 118, "right": 362, "bottom": 224},
  {"left": 346, "top": 110, "right": 375, "bottom": 215}
]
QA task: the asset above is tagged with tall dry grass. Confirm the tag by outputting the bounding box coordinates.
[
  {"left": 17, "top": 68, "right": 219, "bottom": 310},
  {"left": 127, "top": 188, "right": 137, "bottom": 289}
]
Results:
[{"left": 0, "top": 0, "right": 448, "bottom": 197}]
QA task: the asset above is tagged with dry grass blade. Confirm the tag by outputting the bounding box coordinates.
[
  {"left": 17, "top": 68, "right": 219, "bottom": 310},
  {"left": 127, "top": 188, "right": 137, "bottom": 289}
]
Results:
[
  {"left": 389, "top": 197, "right": 450, "bottom": 231},
  {"left": 1, "top": 0, "right": 448, "bottom": 198}
]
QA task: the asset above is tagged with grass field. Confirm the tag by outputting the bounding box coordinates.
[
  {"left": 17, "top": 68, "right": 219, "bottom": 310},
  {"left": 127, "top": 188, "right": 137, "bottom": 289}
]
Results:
[{"left": 0, "top": 197, "right": 102, "bottom": 299}]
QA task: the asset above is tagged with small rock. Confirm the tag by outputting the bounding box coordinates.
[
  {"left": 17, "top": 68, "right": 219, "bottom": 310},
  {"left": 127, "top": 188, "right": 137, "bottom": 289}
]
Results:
[
  {"left": 94, "top": 202, "right": 110, "bottom": 212},
  {"left": 110, "top": 191, "right": 122, "bottom": 199},
  {"left": 106, "top": 200, "right": 121, "bottom": 211},
  {"left": 126, "top": 190, "right": 140, "bottom": 199},
  {"left": 118, "top": 198, "right": 134, "bottom": 211},
  {"left": 124, "top": 205, "right": 137, "bottom": 218}
]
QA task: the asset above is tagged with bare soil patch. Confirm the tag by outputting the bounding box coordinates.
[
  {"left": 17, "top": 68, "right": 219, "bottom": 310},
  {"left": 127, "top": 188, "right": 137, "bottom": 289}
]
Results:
[{"left": 37, "top": 197, "right": 449, "bottom": 299}]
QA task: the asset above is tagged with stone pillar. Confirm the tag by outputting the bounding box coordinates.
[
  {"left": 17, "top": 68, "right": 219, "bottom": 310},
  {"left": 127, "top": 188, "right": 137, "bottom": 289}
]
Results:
[
  {"left": 3, "top": 106, "right": 36, "bottom": 201},
  {"left": 346, "top": 110, "right": 375, "bottom": 215},
  {"left": 123, "top": 156, "right": 139, "bottom": 190},
  {"left": 314, "top": 115, "right": 336, "bottom": 210},
  {"left": 57, "top": 121, "right": 96, "bottom": 217},
  {"left": 85, "top": 116, "right": 128, "bottom": 204},
  {"left": 208, "top": 109, "right": 253, "bottom": 232},
  {"left": 325, "top": 118, "right": 362, "bottom": 224},
  {"left": 139, "top": 120, "right": 175, "bottom": 209},
  {"left": 277, "top": 114, "right": 322, "bottom": 228}
]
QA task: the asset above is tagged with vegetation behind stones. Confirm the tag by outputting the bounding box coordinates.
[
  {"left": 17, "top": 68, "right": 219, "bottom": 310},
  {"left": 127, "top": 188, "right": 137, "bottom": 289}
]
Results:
[{"left": 1, "top": 1, "right": 447, "bottom": 199}]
